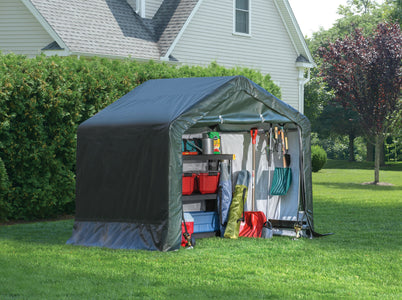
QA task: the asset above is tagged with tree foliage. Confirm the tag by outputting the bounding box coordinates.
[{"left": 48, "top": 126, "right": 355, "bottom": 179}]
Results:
[
  {"left": 319, "top": 22, "right": 402, "bottom": 182},
  {"left": 0, "top": 54, "right": 280, "bottom": 220},
  {"left": 319, "top": 22, "right": 401, "bottom": 139}
]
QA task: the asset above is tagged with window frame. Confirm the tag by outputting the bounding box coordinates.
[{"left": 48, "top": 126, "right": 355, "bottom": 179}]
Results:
[{"left": 233, "top": 0, "right": 251, "bottom": 36}]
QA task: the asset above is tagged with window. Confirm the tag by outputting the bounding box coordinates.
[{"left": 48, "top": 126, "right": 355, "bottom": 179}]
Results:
[{"left": 235, "top": 0, "right": 250, "bottom": 34}]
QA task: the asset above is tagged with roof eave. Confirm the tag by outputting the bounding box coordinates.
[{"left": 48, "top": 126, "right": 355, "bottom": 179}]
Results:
[
  {"left": 274, "top": 0, "right": 315, "bottom": 66},
  {"left": 21, "top": 0, "right": 70, "bottom": 53},
  {"left": 160, "top": 0, "right": 204, "bottom": 60}
]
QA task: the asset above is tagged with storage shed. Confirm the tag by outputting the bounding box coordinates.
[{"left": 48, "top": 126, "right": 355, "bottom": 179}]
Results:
[{"left": 67, "top": 76, "right": 314, "bottom": 251}]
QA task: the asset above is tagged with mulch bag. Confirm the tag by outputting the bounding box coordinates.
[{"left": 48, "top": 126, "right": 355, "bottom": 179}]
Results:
[
  {"left": 224, "top": 170, "right": 250, "bottom": 239},
  {"left": 217, "top": 161, "right": 232, "bottom": 237}
]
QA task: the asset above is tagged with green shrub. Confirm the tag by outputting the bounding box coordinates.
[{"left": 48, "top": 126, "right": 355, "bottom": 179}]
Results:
[
  {"left": 0, "top": 157, "right": 10, "bottom": 220},
  {"left": 0, "top": 53, "right": 280, "bottom": 220},
  {"left": 311, "top": 145, "right": 327, "bottom": 172}
]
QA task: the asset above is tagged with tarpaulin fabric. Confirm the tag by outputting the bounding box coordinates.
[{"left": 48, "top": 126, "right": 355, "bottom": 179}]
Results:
[
  {"left": 67, "top": 76, "right": 314, "bottom": 251},
  {"left": 217, "top": 161, "right": 232, "bottom": 237},
  {"left": 224, "top": 170, "right": 250, "bottom": 239}
]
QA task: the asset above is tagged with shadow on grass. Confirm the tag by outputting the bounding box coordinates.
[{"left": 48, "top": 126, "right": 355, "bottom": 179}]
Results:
[
  {"left": 314, "top": 181, "right": 402, "bottom": 191},
  {"left": 323, "top": 159, "right": 402, "bottom": 171},
  {"left": 1, "top": 202, "right": 400, "bottom": 254},
  {"left": 0, "top": 219, "right": 74, "bottom": 246},
  {"left": 313, "top": 195, "right": 401, "bottom": 252}
]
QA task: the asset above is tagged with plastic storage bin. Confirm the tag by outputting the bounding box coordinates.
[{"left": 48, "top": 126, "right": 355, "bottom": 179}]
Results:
[
  {"left": 198, "top": 172, "right": 220, "bottom": 194},
  {"left": 181, "top": 213, "right": 194, "bottom": 247},
  {"left": 189, "top": 211, "right": 219, "bottom": 233},
  {"left": 182, "top": 173, "right": 196, "bottom": 195}
]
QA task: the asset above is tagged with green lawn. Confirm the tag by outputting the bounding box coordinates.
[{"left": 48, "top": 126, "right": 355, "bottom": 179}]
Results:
[{"left": 1, "top": 160, "right": 401, "bottom": 299}]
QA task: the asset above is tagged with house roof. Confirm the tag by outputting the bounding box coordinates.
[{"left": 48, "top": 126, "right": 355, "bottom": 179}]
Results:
[
  {"left": 26, "top": 0, "right": 162, "bottom": 59},
  {"left": 152, "top": 0, "right": 198, "bottom": 57},
  {"left": 23, "top": 0, "right": 313, "bottom": 65}
]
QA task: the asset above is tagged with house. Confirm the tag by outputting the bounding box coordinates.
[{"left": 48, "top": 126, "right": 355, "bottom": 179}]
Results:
[{"left": 0, "top": 0, "right": 314, "bottom": 112}]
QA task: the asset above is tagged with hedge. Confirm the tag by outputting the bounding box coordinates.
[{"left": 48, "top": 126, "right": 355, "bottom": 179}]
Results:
[{"left": 0, "top": 54, "right": 281, "bottom": 221}]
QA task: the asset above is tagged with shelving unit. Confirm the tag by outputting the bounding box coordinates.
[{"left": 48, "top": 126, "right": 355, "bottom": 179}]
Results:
[
  {"left": 182, "top": 154, "right": 234, "bottom": 234},
  {"left": 182, "top": 154, "right": 233, "bottom": 204},
  {"left": 182, "top": 154, "right": 234, "bottom": 161},
  {"left": 182, "top": 193, "right": 217, "bottom": 202}
]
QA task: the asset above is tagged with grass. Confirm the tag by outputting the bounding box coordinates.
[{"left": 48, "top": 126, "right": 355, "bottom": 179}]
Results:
[{"left": 1, "top": 160, "right": 401, "bottom": 299}]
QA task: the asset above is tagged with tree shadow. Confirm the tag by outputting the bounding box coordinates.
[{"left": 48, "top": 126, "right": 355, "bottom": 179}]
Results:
[
  {"left": 312, "top": 203, "right": 401, "bottom": 252},
  {"left": 0, "top": 219, "right": 74, "bottom": 246},
  {"left": 314, "top": 181, "right": 402, "bottom": 191},
  {"left": 323, "top": 159, "right": 402, "bottom": 171}
]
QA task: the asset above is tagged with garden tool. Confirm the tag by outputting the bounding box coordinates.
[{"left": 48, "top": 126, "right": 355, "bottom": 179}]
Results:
[
  {"left": 239, "top": 129, "right": 266, "bottom": 237},
  {"left": 270, "top": 125, "right": 292, "bottom": 196}
]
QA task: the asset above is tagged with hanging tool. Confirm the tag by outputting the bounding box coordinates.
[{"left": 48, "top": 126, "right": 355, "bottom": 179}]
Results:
[
  {"left": 270, "top": 125, "right": 292, "bottom": 196},
  {"left": 239, "top": 129, "right": 266, "bottom": 238},
  {"left": 250, "top": 128, "right": 258, "bottom": 209}
]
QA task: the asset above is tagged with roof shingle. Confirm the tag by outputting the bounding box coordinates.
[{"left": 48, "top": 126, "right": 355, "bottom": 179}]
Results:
[
  {"left": 30, "top": 0, "right": 165, "bottom": 59},
  {"left": 28, "top": 0, "right": 198, "bottom": 60}
]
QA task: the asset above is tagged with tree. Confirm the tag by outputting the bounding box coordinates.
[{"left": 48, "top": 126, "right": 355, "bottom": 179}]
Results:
[
  {"left": 305, "top": 0, "right": 385, "bottom": 129},
  {"left": 316, "top": 104, "right": 363, "bottom": 161},
  {"left": 320, "top": 22, "right": 402, "bottom": 184}
]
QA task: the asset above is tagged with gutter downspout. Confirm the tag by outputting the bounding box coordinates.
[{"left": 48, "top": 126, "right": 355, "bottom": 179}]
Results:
[
  {"left": 296, "top": 62, "right": 312, "bottom": 114},
  {"left": 140, "top": 0, "right": 146, "bottom": 18}
]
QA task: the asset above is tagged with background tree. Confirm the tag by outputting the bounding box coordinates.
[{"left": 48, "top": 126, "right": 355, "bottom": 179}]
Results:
[
  {"left": 304, "top": 0, "right": 400, "bottom": 161},
  {"left": 319, "top": 22, "right": 402, "bottom": 184},
  {"left": 315, "top": 104, "right": 363, "bottom": 161}
]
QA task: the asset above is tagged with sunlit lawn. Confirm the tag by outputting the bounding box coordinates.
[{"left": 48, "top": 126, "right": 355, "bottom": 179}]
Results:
[{"left": 0, "top": 160, "right": 401, "bottom": 299}]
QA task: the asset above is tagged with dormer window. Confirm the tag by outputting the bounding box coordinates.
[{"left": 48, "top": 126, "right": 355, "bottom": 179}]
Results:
[{"left": 234, "top": 0, "right": 250, "bottom": 35}]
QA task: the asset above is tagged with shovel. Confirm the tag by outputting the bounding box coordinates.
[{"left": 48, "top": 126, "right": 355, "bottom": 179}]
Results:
[
  {"left": 270, "top": 127, "right": 292, "bottom": 196},
  {"left": 239, "top": 129, "right": 266, "bottom": 237}
]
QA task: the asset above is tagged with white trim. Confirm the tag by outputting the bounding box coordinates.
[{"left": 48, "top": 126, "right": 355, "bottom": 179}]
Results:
[
  {"left": 161, "top": 0, "right": 204, "bottom": 60},
  {"left": 233, "top": 0, "right": 251, "bottom": 36},
  {"left": 21, "top": 0, "right": 70, "bottom": 54},
  {"left": 272, "top": 0, "right": 298, "bottom": 56},
  {"left": 297, "top": 66, "right": 310, "bottom": 114},
  {"left": 42, "top": 49, "right": 70, "bottom": 57},
  {"left": 140, "top": 0, "right": 146, "bottom": 18},
  {"left": 232, "top": 32, "right": 252, "bottom": 38},
  {"left": 273, "top": 0, "right": 315, "bottom": 66},
  {"left": 282, "top": 0, "right": 314, "bottom": 64},
  {"left": 69, "top": 51, "right": 178, "bottom": 64}
]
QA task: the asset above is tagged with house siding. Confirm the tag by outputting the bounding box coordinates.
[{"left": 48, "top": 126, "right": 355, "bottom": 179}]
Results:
[
  {"left": 146, "top": 0, "right": 164, "bottom": 18},
  {"left": 171, "top": 0, "right": 301, "bottom": 110},
  {"left": 0, "top": 0, "right": 54, "bottom": 57}
]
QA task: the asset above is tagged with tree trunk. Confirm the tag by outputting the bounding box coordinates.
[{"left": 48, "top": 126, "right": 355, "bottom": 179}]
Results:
[
  {"left": 374, "top": 135, "right": 382, "bottom": 184},
  {"left": 348, "top": 133, "right": 356, "bottom": 162},
  {"left": 366, "top": 142, "right": 374, "bottom": 162},
  {"left": 380, "top": 143, "right": 386, "bottom": 167}
]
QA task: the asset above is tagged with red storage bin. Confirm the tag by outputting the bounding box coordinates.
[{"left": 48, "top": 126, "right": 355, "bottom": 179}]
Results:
[
  {"left": 198, "top": 172, "right": 220, "bottom": 194},
  {"left": 182, "top": 173, "right": 196, "bottom": 195}
]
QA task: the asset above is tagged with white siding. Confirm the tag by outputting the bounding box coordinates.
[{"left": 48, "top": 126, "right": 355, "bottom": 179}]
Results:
[
  {"left": 171, "top": 0, "right": 301, "bottom": 110},
  {"left": 145, "top": 0, "right": 163, "bottom": 18},
  {"left": 0, "top": 0, "right": 54, "bottom": 57}
]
